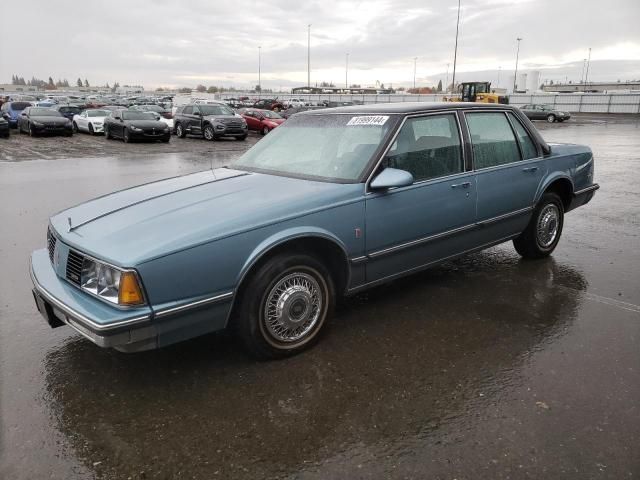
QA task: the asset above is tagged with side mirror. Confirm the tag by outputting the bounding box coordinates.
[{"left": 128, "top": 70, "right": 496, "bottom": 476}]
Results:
[
  {"left": 193, "top": 111, "right": 201, "bottom": 116},
  {"left": 370, "top": 168, "right": 414, "bottom": 190}
]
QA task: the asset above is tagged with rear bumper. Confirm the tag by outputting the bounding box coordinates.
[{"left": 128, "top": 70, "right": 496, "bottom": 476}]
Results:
[{"left": 567, "top": 183, "right": 599, "bottom": 212}]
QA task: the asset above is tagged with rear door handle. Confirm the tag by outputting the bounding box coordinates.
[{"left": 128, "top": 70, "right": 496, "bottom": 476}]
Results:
[
  {"left": 522, "top": 166, "right": 539, "bottom": 172},
  {"left": 451, "top": 182, "right": 471, "bottom": 189}
]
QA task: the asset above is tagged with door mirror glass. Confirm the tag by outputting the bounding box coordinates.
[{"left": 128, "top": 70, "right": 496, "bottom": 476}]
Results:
[{"left": 370, "top": 168, "right": 414, "bottom": 190}]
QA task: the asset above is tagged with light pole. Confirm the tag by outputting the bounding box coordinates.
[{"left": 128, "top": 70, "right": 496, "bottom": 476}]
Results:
[
  {"left": 345, "top": 53, "right": 349, "bottom": 89},
  {"left": 413, "top": 57, "right": 417, "bottom": 90},
  {"left": 585, "top": 47, "right": 592, "bottom": 88},
  {"left": 513, "top": 37, "right": 522, "bottom": 93},
  {"left": 580, "top": 58, "right": 586, "bottom": 84},
  {"left": 307, "top": 24, "right": 311, "bottom": 89},
  {"left": 451, "top": 0, "right": 461, "bottom": 95},
  {"left": 258, "top": 46, "right": 261, "bottom": 93},
  {"left": 445, "top": 63, "right": 449, "bottom": 92}
]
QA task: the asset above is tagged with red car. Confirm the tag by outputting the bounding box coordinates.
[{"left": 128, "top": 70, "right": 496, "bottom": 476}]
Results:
[{"left": 239, "top": 108, "right": 285, "bottom": 135}]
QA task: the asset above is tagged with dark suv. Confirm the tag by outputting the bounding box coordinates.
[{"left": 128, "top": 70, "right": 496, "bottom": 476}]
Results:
[
  {"left": 173, "top": 103, "right": 248, "bottom": 140},
  {"left": 252, "top": 98, "right": 285, "bottom": 112}
]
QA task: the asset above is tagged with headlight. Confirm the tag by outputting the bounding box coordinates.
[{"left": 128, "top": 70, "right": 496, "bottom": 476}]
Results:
[
  {"left": 31, "top": 121, "right": 44, "bottom": 127},
  {"left": 130, "top": 125, "right": 142, "bottom": 131},
  {"left": 215, "top": 124, "right": 225, "bottom": 130},
  {"left": 80, "top": 258, "right": 144, "bottom": 306}
]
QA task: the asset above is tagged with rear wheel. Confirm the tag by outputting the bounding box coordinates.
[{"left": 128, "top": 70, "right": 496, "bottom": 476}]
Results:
[
  {"left": 203, "top": 124, "right": 215, "bottom": 141},
  {"left": 235, "top": 253, "right": 335, "bottom": 359},
  {"left": 513, "top": 192, "right": 564, "bottom": 259},
  {"left": 546, "top": 114, "right": 556, "bottom": 123}
]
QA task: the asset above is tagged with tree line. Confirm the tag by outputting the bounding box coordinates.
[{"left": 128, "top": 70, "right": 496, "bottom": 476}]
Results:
[{"left": 10, "top": 74, "right": 124, "bottom": 92}]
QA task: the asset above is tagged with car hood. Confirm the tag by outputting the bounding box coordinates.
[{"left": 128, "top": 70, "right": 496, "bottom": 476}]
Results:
[
  {"left": 50, "top": 168, "right": 362, "bottom": 266},
  {"left": 32, "top": 116, "right": 69, "bottom": 125},
  {"left": 203, "top": 115, "right": 241, "bottom": 122},
  {"left": 124, "top": 120, "right": 167, "bottom": 128}
]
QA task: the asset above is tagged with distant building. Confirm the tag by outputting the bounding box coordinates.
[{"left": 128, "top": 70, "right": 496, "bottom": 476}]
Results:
[
  {"left": 291, "top": 86, "right": 394, "bottom": 95},
  {"left": 542, "top": 81, "right": 640, "bottom": 93}
]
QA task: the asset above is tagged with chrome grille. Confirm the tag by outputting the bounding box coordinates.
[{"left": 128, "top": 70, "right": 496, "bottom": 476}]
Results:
[
  {"left": 66, "top": 250, "right": 84, "bottom": 286},
  {"left": 47, "top": 228, "right": 57, "bottom": 263}
]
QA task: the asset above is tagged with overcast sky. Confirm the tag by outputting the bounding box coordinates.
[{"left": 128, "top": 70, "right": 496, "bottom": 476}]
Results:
[{"left": 1, "top": 0, "right": 639, "bottom": 90}]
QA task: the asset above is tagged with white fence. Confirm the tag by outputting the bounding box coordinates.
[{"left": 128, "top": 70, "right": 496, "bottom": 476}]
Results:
[{"left": 176, "top": 92, "right": 640, "bottom": 114}]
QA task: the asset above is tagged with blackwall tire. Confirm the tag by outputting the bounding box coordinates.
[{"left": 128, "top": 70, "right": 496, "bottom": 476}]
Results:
[{"left": 513, "top": 192, "right": 564, "bottom": 259}]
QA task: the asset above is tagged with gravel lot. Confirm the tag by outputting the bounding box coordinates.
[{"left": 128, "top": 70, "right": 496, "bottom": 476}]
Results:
[{"left": 1, "top": 113, "right": 639, "bottom": 480}]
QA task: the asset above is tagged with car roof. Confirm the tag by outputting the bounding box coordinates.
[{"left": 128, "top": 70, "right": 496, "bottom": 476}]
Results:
[{"left": 297, "top": 101, "right": 518, "bottom": 115}]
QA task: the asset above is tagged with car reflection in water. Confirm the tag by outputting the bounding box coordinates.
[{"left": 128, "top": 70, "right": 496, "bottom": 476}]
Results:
[{"left": 43, "top": 250, "right": 587, "bottom": 479}]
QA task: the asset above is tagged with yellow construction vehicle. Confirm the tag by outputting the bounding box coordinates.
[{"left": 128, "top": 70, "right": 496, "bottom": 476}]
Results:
[{"left": 446, "top": 81, "right": 509, "bottom": 104}]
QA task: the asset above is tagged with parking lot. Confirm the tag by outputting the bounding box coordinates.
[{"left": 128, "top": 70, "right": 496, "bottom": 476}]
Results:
[{"left": 1, "top": 114, "right": 639, "bottom": 479}]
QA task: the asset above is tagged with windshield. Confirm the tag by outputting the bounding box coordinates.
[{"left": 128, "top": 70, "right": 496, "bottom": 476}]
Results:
[
  {"left": 88, "top": 110, "right": 109, "bottom": 117},
  {"left": 122, "top": 111, "right": 155, "bottom": 120},
  {"left": 11, "top": 102, "right": 31, "bottom": 110},
  {"left": 233, "top": 114, "right": 398, "bottom": 182},
  {"left": 199, "top": 105, "right": 234, "bottom": 116},
  {"left": 262, "top": 111, "right": 282, "bottom": 119},
  {"left": 142, "top": 105, "right": 164, "bottom": 112},
  {"left": 31, "top": 109, "right": 62, "bottom": 116}
]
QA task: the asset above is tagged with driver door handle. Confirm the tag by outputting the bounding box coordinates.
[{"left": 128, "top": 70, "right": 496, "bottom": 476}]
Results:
[
  {"left": 451, "top": 182, "right": 471, "bottom": 189},
  {"left": 522, "top": 166, "right": 539, "bottom": 172}
]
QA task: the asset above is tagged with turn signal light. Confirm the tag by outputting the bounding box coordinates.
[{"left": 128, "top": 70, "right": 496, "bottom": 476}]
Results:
[{"left": 119, "top": 272, "right": 144, "bottom": 305}]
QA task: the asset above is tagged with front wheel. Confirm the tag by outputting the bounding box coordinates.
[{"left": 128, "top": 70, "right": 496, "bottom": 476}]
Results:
[
  {"left": 235, "top": 253, "right": 335, "bottom": 359},
  {"left": 105, "top": 126, "right": 112, "bottom": 139},
  {"left": 88, "top": 123, "right": 94, "bottom": 135},
  {"left": 175, "top": 123, "right": 186, "bottom": 138},
  {"left": 513, "top": 192, "right": 564, "bottom": 259},
  {"left": 123, "top": 129, "right": 130, "bottom": 143},
  {"left": 72, "top": 121, "right": 78, "bottom": 133},
  {"left": 547, "top": 114, "right": 556, "bottom": 123},
  {"left": 203, "top": 124, "right": 215, "bottom": 141}
]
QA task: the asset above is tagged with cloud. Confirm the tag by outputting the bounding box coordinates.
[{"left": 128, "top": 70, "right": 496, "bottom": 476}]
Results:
[{"left": 1, "top": 0, "right": 638, "bottom": 89}]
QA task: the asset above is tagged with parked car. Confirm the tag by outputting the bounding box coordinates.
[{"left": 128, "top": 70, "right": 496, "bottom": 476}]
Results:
[
  {"left": 72, "top": 109, "right": 111, "bottom": 135},
  {"left": 174, "top": 103, "right": 247, "bottom": 140},
  {"left": 238, "top": 108, "right": 285, "bottom": 134},
  {"left": 284, "top": 98, "right": 307, "bottom": 108},
  {"left": 0, "top": 113, "right": 10, "bottom": 138},
  {"left": 223, "top": 97, "right": 243, "bottom": 108},
  {"left": 0, "top": 101, "right": 32, "bottom": 127},
  {"left": 279, "top": 105, "right": 326, "bottom": 119},
  {"left": 520, "top": 104, "right": 571, "bottom": 123},
  {"left": 52, "top": 104, "right": 84, "bottom": 121},
  {"left": 252, "top": 98, "right": 285, "bottom": 111},
  {"left": 29, "top": 103, "right": 599, "bottom": 358},
  {"left": 104, "top": 109, "right": 170, "bottom": 143},
  {"left": 17, "top": 107, "right": 73, "bottom": 136}
]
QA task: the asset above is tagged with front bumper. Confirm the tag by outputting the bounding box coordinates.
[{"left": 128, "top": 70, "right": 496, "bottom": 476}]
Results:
[
  {"left": 129, "top": 129, "right": 171, "bottom": 140},
  {"left": 30, "top": 249, "right": 156, "bottom": 351}
]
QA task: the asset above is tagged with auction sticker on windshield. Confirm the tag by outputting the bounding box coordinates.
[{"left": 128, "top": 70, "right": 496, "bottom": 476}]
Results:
[{"left": 346, "top": 115, "right": 389, "bottom": 126}]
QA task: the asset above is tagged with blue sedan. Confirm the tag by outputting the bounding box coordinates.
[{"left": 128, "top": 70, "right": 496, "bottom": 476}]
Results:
[{"left": 30, "top": 103, "right": 599, "bottom": 358}]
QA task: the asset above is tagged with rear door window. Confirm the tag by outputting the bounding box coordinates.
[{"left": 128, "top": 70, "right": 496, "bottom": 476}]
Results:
[{"left": 466, "top": 112, "right": 521, "bottom": 169}]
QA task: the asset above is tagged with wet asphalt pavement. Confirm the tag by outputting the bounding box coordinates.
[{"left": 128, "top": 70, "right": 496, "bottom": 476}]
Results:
[{"left": 0, "top": 115, "right": 639, "bottom": 479}]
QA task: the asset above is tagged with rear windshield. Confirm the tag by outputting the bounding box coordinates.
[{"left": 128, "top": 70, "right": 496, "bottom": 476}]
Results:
[
  {"left": 31, "top": 109, "right": 62, "bottom": 116},
  {"left": 88, "top": 110, "right": 109, "bottom": 117},
  {"left": 11, "top": 102, "right": 31, "bottom": 110}
]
